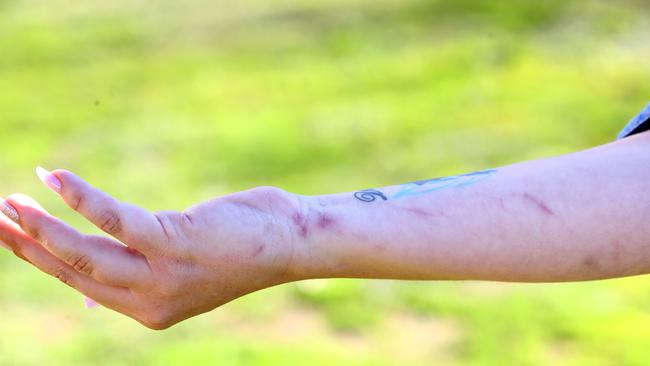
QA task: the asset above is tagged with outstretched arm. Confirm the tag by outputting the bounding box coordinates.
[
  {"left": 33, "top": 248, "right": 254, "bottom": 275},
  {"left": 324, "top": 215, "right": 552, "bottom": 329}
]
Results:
[
  {"left": 298, "top": 131, "right": 650, "bottom": 282},
  {"left": 1, "top": 132, "right": 650, "bottom": 329}
]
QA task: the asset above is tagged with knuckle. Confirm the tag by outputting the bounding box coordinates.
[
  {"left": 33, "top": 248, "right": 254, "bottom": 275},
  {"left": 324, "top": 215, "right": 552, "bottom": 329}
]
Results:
[
  {"left": 53, "top": 267, "right": 73, "bottom": 286},
  {"left": 247, "top": 186, "right": 289, "bottom": 202},
  {"left": 153, "top": 212, "right": 178, "bottom": 242},
  {"left": 224, "top": 186, "right": 293, "bottom": 215},
  {"left": 98, "top": 209, "right": 122, "bottom": 236},
  {"left": 68, "top": 253, "right": 94, "bottom": 276}
]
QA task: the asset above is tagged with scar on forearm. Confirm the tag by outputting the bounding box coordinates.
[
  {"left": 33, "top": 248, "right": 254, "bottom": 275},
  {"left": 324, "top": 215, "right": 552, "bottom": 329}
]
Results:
[
  {"left": 252, "top": 244, "right": 266, "bottom": 258},
  {"left": 520, "top": 193, "right": 554, "bottom": 216},
  {"left": 400, "top": 206, "right": 433, "bottom": 218},
  {"left": 392, "top": 204, "right": 436, "bottom": 219}
]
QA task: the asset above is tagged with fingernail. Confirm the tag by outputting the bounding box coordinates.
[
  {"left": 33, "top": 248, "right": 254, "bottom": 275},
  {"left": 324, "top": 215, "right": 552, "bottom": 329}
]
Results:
[
  {"left": 36, "top": 166, "right": 62, "bottom": 194},
  {"left": 0, "top": 201, "right": 19, "bottom": 223},
  {"left": 84, "top": 297, "right": 99, "bottom": 309}
]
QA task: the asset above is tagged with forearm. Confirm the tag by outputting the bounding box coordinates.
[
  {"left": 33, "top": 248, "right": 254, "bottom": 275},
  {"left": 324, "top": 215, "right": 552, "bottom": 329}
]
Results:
[
  {"left": 291, "top": 133, "right": 650, "bottom": 282},
  {"left": 4, "top": 129, "right": 650, "bottom": 329}
]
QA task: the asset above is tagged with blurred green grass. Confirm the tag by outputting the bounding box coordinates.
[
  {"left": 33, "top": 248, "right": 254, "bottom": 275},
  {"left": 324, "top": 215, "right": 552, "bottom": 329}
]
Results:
[{"left": 2, "top": 0, "right": 650, "bottom": 365}]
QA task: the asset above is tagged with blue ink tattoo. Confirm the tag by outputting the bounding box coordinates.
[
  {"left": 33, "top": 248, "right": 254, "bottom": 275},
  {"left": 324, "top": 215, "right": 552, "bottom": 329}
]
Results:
[
  {"left": 354, "top": 169, "right": 497, "bottom": 203},
  {"left": 354, "top": 189, "right": 388, "bottom": 202},
  {"left": 392, "top": 169, "right": 497, "bottom": 199}
]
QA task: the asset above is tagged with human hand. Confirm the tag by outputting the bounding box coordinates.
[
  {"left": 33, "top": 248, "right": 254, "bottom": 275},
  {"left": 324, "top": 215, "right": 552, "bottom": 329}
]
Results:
[{"left": 0, "top": 168, "right": 305, "bottom": 329}]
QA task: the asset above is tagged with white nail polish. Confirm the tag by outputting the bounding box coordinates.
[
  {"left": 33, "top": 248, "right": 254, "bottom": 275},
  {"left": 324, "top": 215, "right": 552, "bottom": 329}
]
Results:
[{"left": 36, "top": 166, "right": 62, "bottom": 194}]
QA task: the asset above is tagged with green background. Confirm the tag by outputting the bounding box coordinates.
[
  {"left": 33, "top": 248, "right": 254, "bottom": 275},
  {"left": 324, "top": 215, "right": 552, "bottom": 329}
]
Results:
[{"left": 2, "top": 0, "right": 650, "bottom": 365}]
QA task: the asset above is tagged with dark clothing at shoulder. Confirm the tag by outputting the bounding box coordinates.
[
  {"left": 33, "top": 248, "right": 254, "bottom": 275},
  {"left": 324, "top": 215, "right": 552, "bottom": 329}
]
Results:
[{"left": 618, "top": 103, "right": 650, "bottom": 139}]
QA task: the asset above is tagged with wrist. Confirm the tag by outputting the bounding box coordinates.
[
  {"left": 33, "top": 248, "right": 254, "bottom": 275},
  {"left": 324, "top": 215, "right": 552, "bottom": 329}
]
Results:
[
  {"left": 241, "top": 187, "right": 324, "bottom": 283},
  {"left": 287, "top": 192, "right": 359, "bottom": 280},
  {"left": 282, "top": 192, "right": 322, "bottom": 281}
]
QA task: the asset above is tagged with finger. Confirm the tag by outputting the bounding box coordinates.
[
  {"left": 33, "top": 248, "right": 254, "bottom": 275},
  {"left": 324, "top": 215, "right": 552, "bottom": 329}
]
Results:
[
  {"left": 1, "top": 198, "right": 26, "bottom": 251},
  {"left": 0, "top": 213, "right": 15, "bottom": 251},
  {"left": 0, "top": 217, "right": 137, "bottom": 315},
  {"left": 37, "top": 167, "right": 165, "bottom": 252},
  {"left": 5, "top": 194, "right": 154, "bottom": 288}
]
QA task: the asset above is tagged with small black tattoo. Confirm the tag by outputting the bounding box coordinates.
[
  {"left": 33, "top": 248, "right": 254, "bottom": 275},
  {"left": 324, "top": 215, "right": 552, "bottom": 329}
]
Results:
[{"left": 354, "top": 189, "right": 388, "bottom": 203}]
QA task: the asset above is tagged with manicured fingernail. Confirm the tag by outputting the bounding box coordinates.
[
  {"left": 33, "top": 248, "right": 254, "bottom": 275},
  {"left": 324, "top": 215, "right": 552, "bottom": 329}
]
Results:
[
  {"left": 1, "top": 201, "right": 19, "bottom": 223},
  {"left": 36, "top": 166, "right": 62, "bottom": 194},
  {"left": 84, "top": 297, "right": 99, "bottom": 309}
]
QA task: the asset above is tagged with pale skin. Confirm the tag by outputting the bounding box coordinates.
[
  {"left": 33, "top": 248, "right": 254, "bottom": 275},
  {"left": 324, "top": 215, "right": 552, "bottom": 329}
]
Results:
[{"left": 1, "top": 131, "right": 650, "bottom": 330}]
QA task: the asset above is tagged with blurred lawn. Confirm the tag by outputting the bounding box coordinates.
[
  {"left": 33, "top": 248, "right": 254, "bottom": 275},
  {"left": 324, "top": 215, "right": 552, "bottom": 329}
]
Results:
[{"left": 2, "top": 0, "right": 650, "bottom": 365}]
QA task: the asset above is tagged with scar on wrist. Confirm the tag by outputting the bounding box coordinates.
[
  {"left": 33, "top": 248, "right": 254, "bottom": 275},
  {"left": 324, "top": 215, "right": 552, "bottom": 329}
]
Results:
[
  {"left": 316, "top": 214, "right": 336, "bottom": 229},
  {"left": 293, "top": 212, "right": 309, "bottom": 238},
  {"left": 293, "top": 210, "right": 338, "bottom": 239}
]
